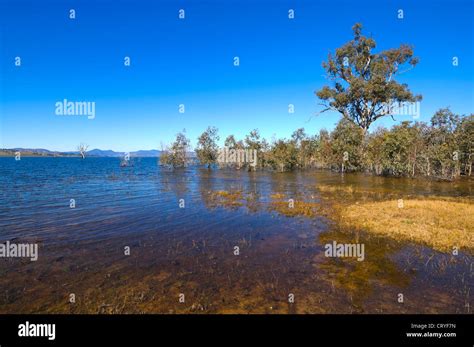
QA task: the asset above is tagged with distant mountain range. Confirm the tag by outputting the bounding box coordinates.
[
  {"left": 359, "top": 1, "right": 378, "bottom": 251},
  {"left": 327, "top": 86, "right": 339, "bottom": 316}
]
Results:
[
  {"left": 86, "top": 149, "right": 162, "bottom": 157},
  {"left": 1, "top": 148, "right": 164, "bottom": 157}
]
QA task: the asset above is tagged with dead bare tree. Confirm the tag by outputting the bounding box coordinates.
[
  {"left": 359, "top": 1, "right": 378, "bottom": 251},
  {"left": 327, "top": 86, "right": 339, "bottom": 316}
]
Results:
[{"left": 77, "top": 143, "right": 89, "bottom": 159}]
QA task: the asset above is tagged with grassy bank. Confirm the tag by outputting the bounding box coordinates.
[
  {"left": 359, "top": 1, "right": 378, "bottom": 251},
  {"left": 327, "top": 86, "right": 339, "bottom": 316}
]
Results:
[
  {"left": 339, "top": 200, "right": 473, "bottom": 253},
  {"left": 317, "top": 185, "right": 473, "bottom": 253}
]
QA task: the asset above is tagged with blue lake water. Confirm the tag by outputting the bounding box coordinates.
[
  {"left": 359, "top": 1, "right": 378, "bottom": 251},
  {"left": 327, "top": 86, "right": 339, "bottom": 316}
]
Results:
[{"left": 0, "top": 157, "right": 472, "bottom": 313}]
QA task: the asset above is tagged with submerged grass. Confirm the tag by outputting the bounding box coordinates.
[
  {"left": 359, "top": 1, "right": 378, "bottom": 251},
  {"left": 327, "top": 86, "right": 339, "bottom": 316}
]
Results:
[
  {"left": 317, "top": 184, "right": 474, "bottom": 253},
  {"left": 208, "top": 190, "right": 244, "bottom": 208},
  {"left": 268, "top": 194, "right": 322, "bottom": 218},
  {"left": 268, "top": 201, "right": 321, "bottom": 218},
  {"left": 340, "top": 200, "right": 474, "bottom": 253}
]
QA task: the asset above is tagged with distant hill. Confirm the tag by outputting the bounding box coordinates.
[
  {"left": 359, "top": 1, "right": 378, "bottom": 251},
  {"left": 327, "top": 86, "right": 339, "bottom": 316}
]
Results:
[
  {"left": 130, "top": 150, "right": 162, "bottom": 157},
  {"left": 1, "top": 148, "right": 164, "bottom": 157},
  {"left": 11, "top": 148, "right": 55, "bottom": 154},
  {"left": 1, "top": 148, "right": 75, "bottom": 157},
  {"left": 86, "top": 149, "right": 163, "bottom": 157},
  {"left": 86, "top": 149, "right": 124, "bottom": 157}
]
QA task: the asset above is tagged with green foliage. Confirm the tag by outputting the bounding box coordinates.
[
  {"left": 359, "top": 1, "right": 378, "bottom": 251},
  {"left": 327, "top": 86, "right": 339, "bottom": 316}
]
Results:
[
  {"left": 456, "top": 114, "right": 474, "bottom": 176},
  {"left": 268, "top": 139, "right": 298, "bottom": 172},
  {"left": 291, "top": 128, "right": 318, "bottom": 169},
  {"left": 378, "top": 121, "right": 421, "bottom": 176},
  {"left": 195, "top": 126, "right": 220, "bottom": 168},
  {"left": 314, "top": 129, "right": 333, "bottom": 169},
  {"left": 244, "top": 129, "right": 262, "bottom": 171},
  {"left": 425, "top": 109, "right": 460, "bottom": 177},
  {"left": 316, "top": 23, "right": 422, "bottom": 131},
  {"left": 160, "top": 131, "right": 190, "bottom": 168},
  {"left": 192, "top": 111, "right": 471, "bottom": 179},
  {"left": 365, "top": 127, "right": 387, "bottom": 175},
  {"left": 330, "top": 118, "right": 365, "bottom": 172}
]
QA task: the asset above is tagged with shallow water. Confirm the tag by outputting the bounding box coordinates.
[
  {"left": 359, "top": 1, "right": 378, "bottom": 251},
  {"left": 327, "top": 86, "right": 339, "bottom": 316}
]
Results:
[{"left": 0, "top": 157, "right": 472, "bottom": 313}]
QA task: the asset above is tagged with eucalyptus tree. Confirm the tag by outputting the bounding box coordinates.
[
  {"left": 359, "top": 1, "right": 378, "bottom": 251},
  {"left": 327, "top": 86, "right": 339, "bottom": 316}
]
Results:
[
  {"left": 195, "top": 126, "right": 220, "bottom": 168},
  {"left": 160, "top": 131, "right": 191, "bottom": 168},
  {"left": 316, "top": 23, "right": 422, "bottom": 132}
]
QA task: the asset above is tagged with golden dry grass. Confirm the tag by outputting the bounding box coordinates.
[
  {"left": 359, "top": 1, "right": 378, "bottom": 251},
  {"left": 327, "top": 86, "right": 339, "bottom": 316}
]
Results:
[
  {"left": 213, "top": 190, "right": 240, "bottom": 198},
  {"left": 268, "top": 194, "right": 322, "bottom": 218},
  {"left": 340, "top": 199, "right": 474, "bottom": 253},
  {"left": 209, "top": 190, "right": 244, "bottom": 208},
  {"left": 318, "top": 184, "right": 473, "bottom": 203},
  {"left": 269, "top": 200, "right": 321, "bottom": 218},
  {"left": 270, "top": 193, "right": 286, "bottom": 199},
  {"left": 318, "top": 185, "right": 359, "bottom": 194}
]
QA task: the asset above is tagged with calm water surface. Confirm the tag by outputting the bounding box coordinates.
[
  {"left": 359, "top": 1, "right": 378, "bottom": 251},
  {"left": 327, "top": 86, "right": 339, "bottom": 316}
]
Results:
[{"left": 0, "top": 157, "right": 472, "bottom": 313}]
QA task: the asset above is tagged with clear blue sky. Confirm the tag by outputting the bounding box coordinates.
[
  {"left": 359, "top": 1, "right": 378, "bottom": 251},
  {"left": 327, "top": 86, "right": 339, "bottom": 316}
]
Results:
[{"left": 0, "top": 0, "right": 472, "bottom": 151}]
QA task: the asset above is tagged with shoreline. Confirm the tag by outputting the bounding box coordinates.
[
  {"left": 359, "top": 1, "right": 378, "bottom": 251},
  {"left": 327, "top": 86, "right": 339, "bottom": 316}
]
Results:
[{"left": 2, "top": 155, "right": 473, "bottom": 183}]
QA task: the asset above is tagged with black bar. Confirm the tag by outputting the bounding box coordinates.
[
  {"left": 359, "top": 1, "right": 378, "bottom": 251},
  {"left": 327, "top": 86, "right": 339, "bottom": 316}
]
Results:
[{"left": 0, "top": 314, "right": 472, "bottom": 346}]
